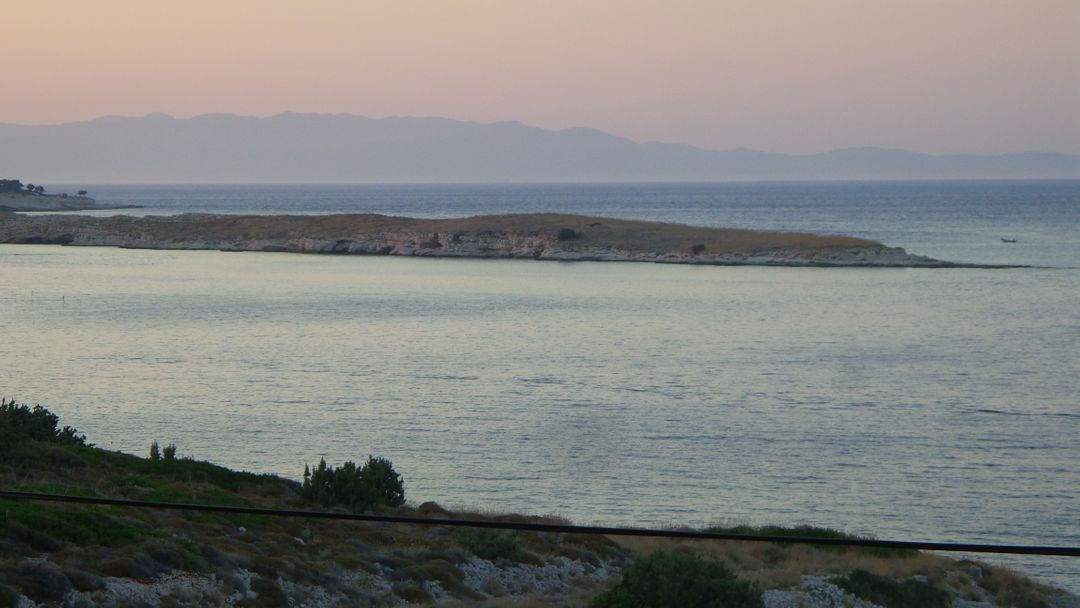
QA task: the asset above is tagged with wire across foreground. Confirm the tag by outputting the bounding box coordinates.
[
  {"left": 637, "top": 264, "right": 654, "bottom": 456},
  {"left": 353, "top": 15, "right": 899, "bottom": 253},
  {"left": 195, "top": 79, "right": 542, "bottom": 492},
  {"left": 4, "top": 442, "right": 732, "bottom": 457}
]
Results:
[{"left": 1, "top": 490, "right": 1076, "bottom": 557}]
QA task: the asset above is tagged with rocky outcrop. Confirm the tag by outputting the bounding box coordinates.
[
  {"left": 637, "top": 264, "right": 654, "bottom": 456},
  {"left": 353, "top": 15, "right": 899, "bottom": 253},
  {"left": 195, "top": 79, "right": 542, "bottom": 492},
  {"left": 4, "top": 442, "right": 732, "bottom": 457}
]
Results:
[
  {"left": 7, "top": 556, "right": 620, "bottom": 607},
  {"left": 0, "top": 212, "right": 1006, "bottom": 267}
]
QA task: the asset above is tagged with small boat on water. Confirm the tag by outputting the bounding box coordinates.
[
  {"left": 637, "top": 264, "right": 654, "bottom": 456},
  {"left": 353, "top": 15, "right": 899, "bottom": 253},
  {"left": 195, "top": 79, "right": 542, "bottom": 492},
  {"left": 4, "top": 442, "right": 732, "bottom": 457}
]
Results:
[{"left": 1001, "top": 238, "right": 1018, "bottom": 243}]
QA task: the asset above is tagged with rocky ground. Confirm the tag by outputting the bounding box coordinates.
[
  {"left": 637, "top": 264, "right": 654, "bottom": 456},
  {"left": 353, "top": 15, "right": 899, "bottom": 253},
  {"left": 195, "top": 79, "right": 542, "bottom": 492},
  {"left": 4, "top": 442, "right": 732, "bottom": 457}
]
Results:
[{"left": 0, "top": 211, "right": 1006, "bottom": 267}]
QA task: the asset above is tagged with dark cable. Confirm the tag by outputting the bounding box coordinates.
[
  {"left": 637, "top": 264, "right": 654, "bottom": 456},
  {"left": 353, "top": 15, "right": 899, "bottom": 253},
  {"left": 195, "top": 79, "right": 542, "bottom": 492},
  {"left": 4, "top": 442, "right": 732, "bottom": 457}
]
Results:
[{"left": 1, "top": 490, "right": 1076, "bottom": 557}]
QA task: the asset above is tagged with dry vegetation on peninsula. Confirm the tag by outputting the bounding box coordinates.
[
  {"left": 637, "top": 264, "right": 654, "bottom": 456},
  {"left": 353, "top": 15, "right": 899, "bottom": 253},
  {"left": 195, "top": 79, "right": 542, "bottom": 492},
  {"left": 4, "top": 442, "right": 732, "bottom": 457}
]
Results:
[{"left": 0, "top": 212, "right": 964, "bottom": 267}]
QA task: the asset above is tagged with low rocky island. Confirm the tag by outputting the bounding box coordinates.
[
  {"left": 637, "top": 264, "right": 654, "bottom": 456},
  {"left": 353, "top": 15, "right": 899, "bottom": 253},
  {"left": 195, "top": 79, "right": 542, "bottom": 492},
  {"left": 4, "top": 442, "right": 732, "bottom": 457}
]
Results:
[{"left": 0, "top": 211, "right": 1004, "bottom": 267}]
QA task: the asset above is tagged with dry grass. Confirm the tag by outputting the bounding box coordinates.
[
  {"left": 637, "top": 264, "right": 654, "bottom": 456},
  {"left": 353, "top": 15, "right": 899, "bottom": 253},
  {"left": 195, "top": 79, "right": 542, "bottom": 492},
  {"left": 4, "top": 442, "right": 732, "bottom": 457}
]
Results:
[
  {"left": 4, "top": 212, "right": 881, "bottom": 253},
  {"left": 613, "top": 535, "right": 965, "bottom": 590},
  {"left": 973, "top": 561, "right": 1069, "bottom": 607}
]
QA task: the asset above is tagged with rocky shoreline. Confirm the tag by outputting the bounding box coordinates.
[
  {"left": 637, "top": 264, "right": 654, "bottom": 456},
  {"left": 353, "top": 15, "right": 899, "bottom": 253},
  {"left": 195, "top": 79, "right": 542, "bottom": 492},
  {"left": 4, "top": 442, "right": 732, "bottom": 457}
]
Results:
[
  {"left": 0, "top": 211, "right": 1015, "bottom": 268},
  {"left": 0, "top": 192, "right": 141, "bottom": 212}
]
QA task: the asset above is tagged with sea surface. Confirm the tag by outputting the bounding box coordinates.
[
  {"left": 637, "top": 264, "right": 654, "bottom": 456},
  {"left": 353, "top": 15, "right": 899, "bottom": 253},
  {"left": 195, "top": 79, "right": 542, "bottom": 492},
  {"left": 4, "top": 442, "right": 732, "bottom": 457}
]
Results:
[{"left": 4, "top": 181, "right": 1079, "bottom": 591}]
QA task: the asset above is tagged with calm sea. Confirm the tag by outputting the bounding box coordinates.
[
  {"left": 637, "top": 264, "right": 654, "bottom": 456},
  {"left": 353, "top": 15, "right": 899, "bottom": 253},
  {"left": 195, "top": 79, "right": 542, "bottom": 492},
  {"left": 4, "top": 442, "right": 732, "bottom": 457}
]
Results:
[{"left": 6, "top": 181, "right": 1080, "bottom": 590}]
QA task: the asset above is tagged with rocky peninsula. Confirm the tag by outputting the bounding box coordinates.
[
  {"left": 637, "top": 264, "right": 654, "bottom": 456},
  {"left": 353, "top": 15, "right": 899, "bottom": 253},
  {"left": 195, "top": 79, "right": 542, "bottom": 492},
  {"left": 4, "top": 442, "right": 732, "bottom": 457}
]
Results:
[
  {"left": 0, "top": 191, "right": 140, "bottom": 212},
  {"left": 0, "top": 211, "right": 993, "bottom": 267}
]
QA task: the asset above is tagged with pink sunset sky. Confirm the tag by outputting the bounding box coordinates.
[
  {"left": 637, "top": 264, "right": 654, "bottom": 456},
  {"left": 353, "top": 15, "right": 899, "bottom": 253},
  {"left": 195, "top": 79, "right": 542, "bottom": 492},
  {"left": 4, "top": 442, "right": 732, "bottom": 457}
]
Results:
[{"left": 4, "top": 0, "right": 1079, "bottom": 154}]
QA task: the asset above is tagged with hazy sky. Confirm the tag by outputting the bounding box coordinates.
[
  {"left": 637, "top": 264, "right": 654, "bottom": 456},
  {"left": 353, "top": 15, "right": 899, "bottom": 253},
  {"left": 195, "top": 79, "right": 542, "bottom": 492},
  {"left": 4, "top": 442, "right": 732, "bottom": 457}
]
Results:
[{"left": 4, "top": 0, "right": 1079, "bottom": 154}]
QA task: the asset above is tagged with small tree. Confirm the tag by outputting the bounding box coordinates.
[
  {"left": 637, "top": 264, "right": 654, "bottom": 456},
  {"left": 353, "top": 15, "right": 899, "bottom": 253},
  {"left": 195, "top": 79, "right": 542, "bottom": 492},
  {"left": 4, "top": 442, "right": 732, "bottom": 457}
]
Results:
[
  {"left": 358, "top": 455, "right": 405, "bottom": 507},
  {"left": 34, "top": 185, "right": 44, "bottom": 194},
  {"left": 301, "top": 455, "right": 405, "bottom": 512},
  {"left": 25, "top": 183, "right": 35, "bottom": 193},
  {"left": 162, "top": 443, "right": 177, "bottom": 460},
  {"left": 150, "top": 441, "right": 161, "bottom": 460},
  {"left": 0, "top": 399, "right": 86, "bottom": 446},
  {"left": 77, "top": 190, "right": 88, "bottom": 196}
]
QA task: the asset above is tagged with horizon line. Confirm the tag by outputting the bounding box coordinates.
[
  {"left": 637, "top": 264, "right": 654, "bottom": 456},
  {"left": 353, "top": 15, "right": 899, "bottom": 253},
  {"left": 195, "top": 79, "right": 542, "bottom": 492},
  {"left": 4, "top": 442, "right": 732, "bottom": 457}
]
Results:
[{"left": 33, "top": 177, "right": 1080, "bottom": 188}]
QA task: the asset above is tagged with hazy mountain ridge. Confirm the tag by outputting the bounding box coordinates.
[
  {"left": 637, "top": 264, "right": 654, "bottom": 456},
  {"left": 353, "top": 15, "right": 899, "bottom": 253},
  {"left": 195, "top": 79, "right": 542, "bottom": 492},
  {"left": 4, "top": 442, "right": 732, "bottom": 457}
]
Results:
[{"left": 2, "top": 113, "right": 1078, "bottom": 182}]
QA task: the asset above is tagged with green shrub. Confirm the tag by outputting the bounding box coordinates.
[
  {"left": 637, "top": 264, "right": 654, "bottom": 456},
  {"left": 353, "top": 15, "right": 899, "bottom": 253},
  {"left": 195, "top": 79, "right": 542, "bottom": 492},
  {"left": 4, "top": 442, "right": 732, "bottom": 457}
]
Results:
[
  {"left": 301, "top": 456, "right": 405, "bottom": 511},
  {"left": 829, "top": 570, "right": 951, "bottom": 608},
  {"left": 452, "top": 528, "right": 523, "bottom": 562},
  {"left": 589, "top": 550, "right": 762, "bottom": 608},
  {"left": 0, "top": 399, "right": 86, "bottom": 446},
  {"left": 0, "top": 499, "right": 141, "bottom": 547},
  {"left": 122, "top": 451, "right": 277, "bottom": 491},
  {"left": 149, "top": 441, "right": 176, "bottom": 460}
]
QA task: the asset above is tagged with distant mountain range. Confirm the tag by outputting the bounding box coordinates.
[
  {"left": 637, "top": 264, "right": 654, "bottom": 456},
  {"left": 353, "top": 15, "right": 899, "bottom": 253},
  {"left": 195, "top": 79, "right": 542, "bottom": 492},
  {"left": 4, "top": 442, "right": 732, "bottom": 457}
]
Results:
[{"left": 2, "top": 113, "right": 1078, "bottom": 182}]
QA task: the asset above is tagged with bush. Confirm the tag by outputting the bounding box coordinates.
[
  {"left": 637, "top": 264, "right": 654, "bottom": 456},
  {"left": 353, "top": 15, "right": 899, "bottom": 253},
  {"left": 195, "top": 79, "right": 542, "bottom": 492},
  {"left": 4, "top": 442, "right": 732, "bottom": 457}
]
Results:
[
  {"left": 0, "top": 498, "right": 141, "bottom": 547},
  {"left": 690, "top": 243, "right": 707, "bottom": 254},
  {"left": 150, "top": 441, "right": 161, "bottom": 460},
  {"left": 0, "top": 399, "right": 86, "bottom": 446},
  {"left": 14, "top": 560, "right": 73, "bottom": 603},
  {"left": 829, "top": 570, "right": 951, "bottom": 608},
  {"left": 557, "top": 228, "right": 581, "bottom": 241},
  {"left": 453, "top": 528, "right": 523, "bottom": 562},
  {"left": 63, "top": 569, "right": 105, "bottom": 592},
  {"left": 162, "top": 443, "right": 177, "bottom": 460},
  {"left": 391, "top": 580, "right": 433, "bottom": 603},
  {"left": 302, "top": 456, "right": 405, "bottom": 512},
  {"left": 979, "top": 565, "right": 1057, "bottom": 608},
  {"left": 589, "top": 551, "right": 762, "bottom": 608}
]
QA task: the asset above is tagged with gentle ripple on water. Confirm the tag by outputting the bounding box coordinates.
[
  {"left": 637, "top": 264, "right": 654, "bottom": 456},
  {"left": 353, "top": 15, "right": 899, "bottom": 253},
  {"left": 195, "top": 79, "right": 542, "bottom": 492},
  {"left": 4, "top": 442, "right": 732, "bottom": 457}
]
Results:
[
  {"left": 1, "top": 245, "right": 1077, "bottom": 590},
  {"left": 6, "top": 180, "right": 1080, "bottom": 590}
]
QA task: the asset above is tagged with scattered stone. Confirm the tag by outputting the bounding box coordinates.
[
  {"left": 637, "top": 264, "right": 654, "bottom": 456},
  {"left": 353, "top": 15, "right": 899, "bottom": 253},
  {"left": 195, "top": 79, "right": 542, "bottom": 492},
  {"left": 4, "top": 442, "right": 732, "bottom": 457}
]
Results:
[
  {"left": 459, "top": 556, "right": 617, "bottom": 596},
  {"left": 763, "top": 576, "right": 879, "bottom": 608}
]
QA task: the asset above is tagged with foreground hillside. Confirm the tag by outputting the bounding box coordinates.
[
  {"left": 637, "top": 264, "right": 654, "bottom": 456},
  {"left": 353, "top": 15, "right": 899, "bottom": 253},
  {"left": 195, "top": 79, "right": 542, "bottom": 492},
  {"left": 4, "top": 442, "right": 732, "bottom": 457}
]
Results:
[
  {"left": 0, "top": 400, "right": 1073, "bottom": 607},
  {"left": 0, "top": 212, "right": 978, "bottom": 267}
]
